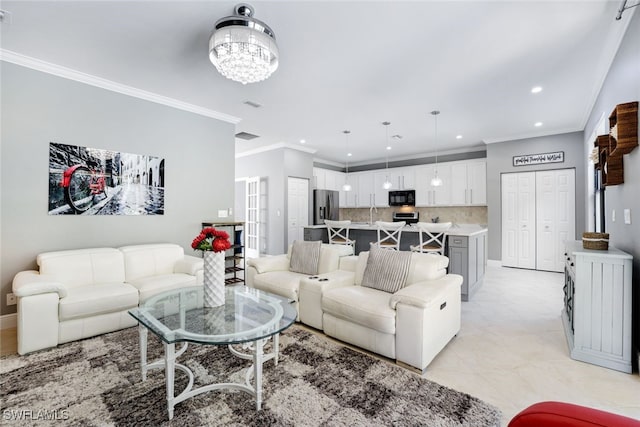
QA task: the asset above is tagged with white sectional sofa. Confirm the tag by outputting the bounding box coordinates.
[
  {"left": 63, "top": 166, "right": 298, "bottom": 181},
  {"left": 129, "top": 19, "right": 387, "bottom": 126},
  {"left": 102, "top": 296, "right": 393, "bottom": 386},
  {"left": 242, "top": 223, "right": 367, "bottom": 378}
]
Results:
[
  {"left": 12, "top": 243, "right": 203, "bottom": 355},
  {"left": 247, "top": 243, "right": 463, "bottom": 372}
]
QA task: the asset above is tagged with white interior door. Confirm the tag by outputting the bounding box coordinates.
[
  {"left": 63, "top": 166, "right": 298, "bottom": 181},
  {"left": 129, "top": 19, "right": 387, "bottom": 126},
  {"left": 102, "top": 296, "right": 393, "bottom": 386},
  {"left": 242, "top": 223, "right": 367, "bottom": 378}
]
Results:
[
  {"left": 287, "top": 177, "right": 309, "bottom": 246},
  {"left": 244, "top": 176, "right": 260, "bottom": 259},
  {"left": 536, "top": 169, "right": 575, "bottom": 272},
  {"left": 501, "top": 172, "right": 536, "bottom": 269}
]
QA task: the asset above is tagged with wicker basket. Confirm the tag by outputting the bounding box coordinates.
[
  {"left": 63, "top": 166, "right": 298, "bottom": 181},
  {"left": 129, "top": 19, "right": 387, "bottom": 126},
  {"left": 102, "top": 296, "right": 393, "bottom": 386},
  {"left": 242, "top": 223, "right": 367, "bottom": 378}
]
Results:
[{"left": 582, "top": 232, "right": 609, "bottom": 250}]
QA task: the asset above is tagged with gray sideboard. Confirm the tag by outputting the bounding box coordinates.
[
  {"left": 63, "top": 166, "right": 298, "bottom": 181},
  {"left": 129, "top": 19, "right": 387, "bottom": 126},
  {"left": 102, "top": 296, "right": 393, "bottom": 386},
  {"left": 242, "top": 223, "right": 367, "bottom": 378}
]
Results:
[
  {"left": 562, "top": 240, "right": 633, "bottom": 373},
  {"left": 447, "top": 230, "right": 487, "bottom": 301}
]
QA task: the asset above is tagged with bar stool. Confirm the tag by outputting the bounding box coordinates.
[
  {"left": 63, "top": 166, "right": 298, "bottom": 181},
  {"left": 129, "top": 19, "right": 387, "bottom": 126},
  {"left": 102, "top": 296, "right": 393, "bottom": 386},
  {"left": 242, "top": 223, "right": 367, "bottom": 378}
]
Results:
[
  {"left": 324, "top": 220, "right": 355, "bottom": 252},
  {"left": 374, "top": 221, "right": 405, "bottom": 250},
  {"left": 410, "top": 222, "right": 452, "bottom": 255}
]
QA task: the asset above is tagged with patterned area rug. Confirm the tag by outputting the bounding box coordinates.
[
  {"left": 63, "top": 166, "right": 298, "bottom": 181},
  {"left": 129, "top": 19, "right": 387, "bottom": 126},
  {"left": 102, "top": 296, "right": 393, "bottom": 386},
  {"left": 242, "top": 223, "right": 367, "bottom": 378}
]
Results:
[{"left": 1, "top": 326, "right": 501, "bottom": 426}]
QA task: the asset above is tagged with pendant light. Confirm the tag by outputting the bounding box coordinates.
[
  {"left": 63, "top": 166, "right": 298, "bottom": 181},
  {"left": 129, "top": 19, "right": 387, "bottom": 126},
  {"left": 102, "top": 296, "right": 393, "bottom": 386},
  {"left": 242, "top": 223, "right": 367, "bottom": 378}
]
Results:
[
  {"left": 430, "top": 110, "right": 443, "bottom": 187},
  {"left": 342, "top": 130, "right": 352, "bottom": 191},
  {"left": 382, "top": 121, "right": 393, "bottom": 190}
]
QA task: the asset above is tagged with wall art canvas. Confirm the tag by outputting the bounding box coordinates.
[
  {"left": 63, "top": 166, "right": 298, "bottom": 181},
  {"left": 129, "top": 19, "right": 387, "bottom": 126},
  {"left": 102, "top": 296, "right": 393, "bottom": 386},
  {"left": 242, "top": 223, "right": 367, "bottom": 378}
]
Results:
[{"left": 48, "top": 142, "right": 165, "bottom": 215}]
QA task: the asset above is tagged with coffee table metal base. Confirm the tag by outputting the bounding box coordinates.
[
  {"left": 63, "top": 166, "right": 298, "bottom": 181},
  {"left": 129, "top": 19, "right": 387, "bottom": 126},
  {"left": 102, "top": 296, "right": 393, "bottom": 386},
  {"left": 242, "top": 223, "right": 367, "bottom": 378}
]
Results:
[{"left": 138, "top": 325, "right": 280, "bottom": 420}]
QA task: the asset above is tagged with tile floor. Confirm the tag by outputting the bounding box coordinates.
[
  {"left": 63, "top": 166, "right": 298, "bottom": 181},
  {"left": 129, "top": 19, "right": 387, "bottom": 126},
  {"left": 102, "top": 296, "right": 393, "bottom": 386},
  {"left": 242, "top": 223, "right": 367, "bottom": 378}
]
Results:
[
  {"left": 1, "top": 265, "right": 639, "bottom": 425},
  {"left": 424, "top": 264, "right": 640, "bottom": 426}
]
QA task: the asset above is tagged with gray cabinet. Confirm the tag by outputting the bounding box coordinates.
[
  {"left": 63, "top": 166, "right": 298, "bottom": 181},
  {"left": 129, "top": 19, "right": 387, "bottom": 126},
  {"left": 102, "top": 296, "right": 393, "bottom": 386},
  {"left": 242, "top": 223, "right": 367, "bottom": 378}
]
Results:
[
  {"left": 304, "top": 227, "right": 328, "bottom": 243},
  {"left": 447, "top": 230, "right": 487, "bottom": 301},
  {"left": 563, "top": 241, "right": 633, "bottom": 373}
]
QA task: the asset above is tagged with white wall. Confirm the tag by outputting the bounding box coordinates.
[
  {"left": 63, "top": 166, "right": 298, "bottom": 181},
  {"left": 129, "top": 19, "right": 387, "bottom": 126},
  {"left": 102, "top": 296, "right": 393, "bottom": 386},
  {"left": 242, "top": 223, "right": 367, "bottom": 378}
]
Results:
[{"left": 0, "top": 62, "right": 236, "bottom": 316}]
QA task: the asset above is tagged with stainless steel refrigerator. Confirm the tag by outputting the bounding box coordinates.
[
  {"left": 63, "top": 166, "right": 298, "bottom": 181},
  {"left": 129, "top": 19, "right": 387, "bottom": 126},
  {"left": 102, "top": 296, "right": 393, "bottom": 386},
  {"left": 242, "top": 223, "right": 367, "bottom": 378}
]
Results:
[{"left": 313, "top": 190, "right": 339, "bottom": 225}]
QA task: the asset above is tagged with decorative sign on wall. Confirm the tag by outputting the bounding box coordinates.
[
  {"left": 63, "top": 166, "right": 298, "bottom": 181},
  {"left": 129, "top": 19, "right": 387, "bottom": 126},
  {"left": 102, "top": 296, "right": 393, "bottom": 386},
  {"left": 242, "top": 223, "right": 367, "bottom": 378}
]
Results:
[
  {"left": 48, "top": 142, "right": 165, "bottom": 215},
  {"left": 513, "top": 151, "right": 564, "bottom": 167}
]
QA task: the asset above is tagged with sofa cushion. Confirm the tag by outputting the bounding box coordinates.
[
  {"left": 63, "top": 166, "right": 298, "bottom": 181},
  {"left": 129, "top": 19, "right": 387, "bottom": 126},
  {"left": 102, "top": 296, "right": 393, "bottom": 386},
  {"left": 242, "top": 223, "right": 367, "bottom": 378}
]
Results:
[
  {"left": 119, "top": 244, "right": 184, "bottom": 282},
  {"left": 361, "top": 245, "right": 412, "bottom": 293},
  {"left": 322, "top": 286, "right": 396, "bottom": 334},
  {"left": 407, "top": 253, "right": 448, "bottom": 284},
  {"left": 59, "top": 283, "right": 138, "bottom": 321},
  {"left": 287, "top": 243, "right": 352, "bottom": 274},
  {"left": 252, "top": 271, "right": 302, "bottom": 301},
  {"left": 289, "top": 240, "right": 321, "bottom": 275},
  {"left": 37, "top": 248, "right": 125, "bottom": 288},
  {"left": 127, "top": 273, "right": 198, "bottom": 302}
]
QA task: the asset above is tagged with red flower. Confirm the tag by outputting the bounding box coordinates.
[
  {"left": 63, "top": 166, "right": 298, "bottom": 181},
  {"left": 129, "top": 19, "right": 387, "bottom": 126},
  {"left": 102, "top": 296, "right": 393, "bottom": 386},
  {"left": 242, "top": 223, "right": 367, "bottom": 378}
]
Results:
[{"left": 191, "top": 227, "right": 231, "bottom": 253}]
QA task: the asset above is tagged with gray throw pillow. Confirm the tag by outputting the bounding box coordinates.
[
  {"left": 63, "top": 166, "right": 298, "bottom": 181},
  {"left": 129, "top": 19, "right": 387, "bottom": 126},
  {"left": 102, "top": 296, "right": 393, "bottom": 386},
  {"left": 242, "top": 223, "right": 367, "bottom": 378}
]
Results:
[
  {"left": 361, "top": 244, "right": 412, "bottom": 293},
  {"left": 289, "top": 240, "right": 322, "bottom": 275}
]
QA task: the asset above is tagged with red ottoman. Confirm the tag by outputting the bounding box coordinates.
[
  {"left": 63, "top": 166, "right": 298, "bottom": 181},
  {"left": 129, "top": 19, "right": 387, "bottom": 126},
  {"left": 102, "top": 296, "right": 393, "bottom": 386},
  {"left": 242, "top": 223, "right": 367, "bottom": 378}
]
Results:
[{"left": 509, "top": 401, "right": 640, "bottom": 427}]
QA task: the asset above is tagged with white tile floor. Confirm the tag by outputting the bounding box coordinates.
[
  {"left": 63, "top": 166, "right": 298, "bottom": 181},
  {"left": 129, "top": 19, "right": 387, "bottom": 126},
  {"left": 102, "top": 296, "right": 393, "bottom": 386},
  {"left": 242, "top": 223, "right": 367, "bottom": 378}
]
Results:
[{"left": 423, "top": 264, "right": 640, "bottom": 426}]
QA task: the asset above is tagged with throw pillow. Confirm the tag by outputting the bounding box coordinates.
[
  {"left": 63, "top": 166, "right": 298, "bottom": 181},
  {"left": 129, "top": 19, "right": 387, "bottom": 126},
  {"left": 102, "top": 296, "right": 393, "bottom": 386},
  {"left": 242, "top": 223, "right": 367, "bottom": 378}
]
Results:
[
  {"left": 289, "top": 240, "right": 322, "bottom": 275},
  {"left": 361, "top": 244, "right": 412, "bottom": 293}
]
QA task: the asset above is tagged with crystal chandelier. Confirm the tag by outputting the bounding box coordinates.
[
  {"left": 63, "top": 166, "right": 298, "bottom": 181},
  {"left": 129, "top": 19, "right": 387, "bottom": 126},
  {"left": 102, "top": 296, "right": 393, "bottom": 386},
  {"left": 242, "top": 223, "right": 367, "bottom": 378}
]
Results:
[
  {"left": 382, "top": 121, "right": 393, "bottom": 190},
  {"left": 209, "top": 4, "right": 279, "bottom": 85},
  {"left": 430, "top": 110, "right": 443, "bottom": 187},
  {"left": 343, "top": 130, "right": 352, "bottom": 192}
]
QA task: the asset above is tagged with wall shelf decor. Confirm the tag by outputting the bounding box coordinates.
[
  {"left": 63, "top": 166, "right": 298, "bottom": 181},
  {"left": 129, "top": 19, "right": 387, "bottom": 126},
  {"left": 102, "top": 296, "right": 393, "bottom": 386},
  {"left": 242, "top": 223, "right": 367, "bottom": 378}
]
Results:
[
  {"left": 595, "top": 134, "right": 624, "bottom": 186},
  {"left": 608, "top": 101, "right": 638, "bottom": 156}
]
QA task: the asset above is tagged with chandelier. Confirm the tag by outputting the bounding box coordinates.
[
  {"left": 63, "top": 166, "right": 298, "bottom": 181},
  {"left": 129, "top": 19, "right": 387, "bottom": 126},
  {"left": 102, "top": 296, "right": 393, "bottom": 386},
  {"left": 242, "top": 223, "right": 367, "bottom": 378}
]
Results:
[
  {"left": 430, "top": 110, "right": 443, "bottom": 187},
  {"left": 209, "top": 4, "right": 279, "bottom": 85},
  {"left": 382, "top": 121, "right": 393, "bottom": 190},
  {"left": 343, "top": 130, "right": 352, "bottom": 192}
]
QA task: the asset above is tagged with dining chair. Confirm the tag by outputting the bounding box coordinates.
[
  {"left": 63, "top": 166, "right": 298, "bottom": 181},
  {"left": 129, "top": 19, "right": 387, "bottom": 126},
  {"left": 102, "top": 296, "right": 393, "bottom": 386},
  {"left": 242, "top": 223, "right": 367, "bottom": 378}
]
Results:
[
  {"left": 410, "top": 222, "right": 452, "bottom": 255},
  {"left": 374, "top": 221, "right": 406, "bottom": 250},
  {"left": 324, "top": 220, "right": 356, "bottom": 252}
]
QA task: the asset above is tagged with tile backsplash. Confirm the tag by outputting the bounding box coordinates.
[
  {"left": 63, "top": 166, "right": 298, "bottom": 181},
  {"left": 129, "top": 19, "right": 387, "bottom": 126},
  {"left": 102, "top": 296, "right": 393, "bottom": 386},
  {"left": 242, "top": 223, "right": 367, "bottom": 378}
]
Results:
[{"left": 340, "top": 206, "right": 488, "bottom": 225}]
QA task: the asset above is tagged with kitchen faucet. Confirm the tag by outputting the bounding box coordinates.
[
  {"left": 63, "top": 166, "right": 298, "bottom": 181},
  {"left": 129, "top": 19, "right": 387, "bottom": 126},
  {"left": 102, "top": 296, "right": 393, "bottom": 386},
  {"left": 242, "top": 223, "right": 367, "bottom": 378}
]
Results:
[{"left": 369, "top": 205, "right": 378, "bottom": 225}]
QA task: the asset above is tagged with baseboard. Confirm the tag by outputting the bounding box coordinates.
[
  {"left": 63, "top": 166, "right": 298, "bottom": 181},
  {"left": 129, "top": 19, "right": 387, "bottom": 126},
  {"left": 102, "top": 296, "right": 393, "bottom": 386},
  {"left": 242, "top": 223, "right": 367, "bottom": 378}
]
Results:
[
  {"left": 0, "top": 313, "right": 17, "bottom": 329},
  {"left": 487, "top": 259, "right": 502, "bottom": 268}
]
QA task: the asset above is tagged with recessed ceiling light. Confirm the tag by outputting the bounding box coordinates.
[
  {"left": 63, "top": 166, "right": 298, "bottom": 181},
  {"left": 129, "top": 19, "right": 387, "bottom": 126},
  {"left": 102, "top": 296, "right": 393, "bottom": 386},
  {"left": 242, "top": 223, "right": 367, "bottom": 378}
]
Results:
[
  {"left": 534, "top": 122, "right": 543, "bottom": 127},
  {"left": 531, "top": 86, "right": 543, "bottom": 94},
  {"left": 456, "top": 135, "right": 463, "bottom": 139},
  {"left": 347, "top": 152, "right": 352, "bottom": 157},
  {"left": 386, "top": 146, "right": 392, "bottom": 150},
  {"left": 299, "top": 139, "right": 306, "bottom": 144}
]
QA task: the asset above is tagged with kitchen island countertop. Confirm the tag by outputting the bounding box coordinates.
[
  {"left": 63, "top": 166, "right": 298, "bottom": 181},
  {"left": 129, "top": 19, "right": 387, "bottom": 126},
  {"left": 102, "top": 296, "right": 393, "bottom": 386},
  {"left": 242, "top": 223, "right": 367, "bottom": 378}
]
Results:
[{"left": 305, "top": 223, "right": 487, "bottom": 236}]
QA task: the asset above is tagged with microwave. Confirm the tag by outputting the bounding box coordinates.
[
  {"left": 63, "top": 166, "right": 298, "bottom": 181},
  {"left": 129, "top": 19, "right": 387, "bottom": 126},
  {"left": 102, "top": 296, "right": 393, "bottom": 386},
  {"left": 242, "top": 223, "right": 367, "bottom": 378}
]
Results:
[{"left": 388, "top": 190, "right": 415, "bottom": 206}]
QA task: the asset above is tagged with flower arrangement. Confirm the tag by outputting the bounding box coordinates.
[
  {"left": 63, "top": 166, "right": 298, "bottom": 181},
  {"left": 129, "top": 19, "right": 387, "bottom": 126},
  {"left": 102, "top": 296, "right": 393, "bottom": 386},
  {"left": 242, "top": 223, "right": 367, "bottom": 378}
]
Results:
[{"left": 191, "top": 227, "right": 232, "bottom": 253}]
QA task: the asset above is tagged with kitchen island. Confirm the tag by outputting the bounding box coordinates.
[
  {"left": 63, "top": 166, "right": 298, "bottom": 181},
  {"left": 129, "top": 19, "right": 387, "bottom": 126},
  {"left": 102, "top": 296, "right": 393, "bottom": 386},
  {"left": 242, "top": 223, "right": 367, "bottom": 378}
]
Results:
[{"left": 303, "top": 223, "right": 487, "bottom": 301}]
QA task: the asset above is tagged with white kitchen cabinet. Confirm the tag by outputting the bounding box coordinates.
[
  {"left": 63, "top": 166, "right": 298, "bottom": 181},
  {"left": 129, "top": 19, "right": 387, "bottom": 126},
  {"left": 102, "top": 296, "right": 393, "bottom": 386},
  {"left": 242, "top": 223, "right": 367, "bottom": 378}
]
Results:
[
  {"left": 415, "top": 164, "right": 451, "bottom": 206},
  {"left": 450, "top": 160, "right": 486, "bottom": 205},
  {"left": 373, "top": 172, "right": 391, "bottom": 207},
  {"left": 340, "top": 173, "right": 358, "bottom": 207},
  {"left": 312, "top": 167, "right": 325, "bottom": 189},
  {"left": 356, "top": 171, "right": 375, "bottom": 207},
  {"left": 390, "top": 167, "right": 416, "bottom": 190}
]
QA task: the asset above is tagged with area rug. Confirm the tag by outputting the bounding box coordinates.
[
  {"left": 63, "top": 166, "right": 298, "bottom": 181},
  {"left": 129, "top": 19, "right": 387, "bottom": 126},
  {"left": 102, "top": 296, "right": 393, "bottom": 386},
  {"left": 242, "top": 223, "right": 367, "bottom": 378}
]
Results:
[{"left": 1, "top": 326, "right": 501, "bottom": 426}]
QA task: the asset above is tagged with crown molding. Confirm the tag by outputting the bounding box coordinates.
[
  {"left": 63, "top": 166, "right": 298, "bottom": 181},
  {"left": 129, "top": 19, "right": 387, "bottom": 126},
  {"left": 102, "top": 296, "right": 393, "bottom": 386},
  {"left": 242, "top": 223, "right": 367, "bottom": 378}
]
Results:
[
  {"left": 0, "top": 49, "right": 241, "bottom": 125},
  {"left": 235, "top": 142, "right": 317, "bottom": 158},
  {"left": 482, "top": 127, "right": 581, "bottom": 144}
]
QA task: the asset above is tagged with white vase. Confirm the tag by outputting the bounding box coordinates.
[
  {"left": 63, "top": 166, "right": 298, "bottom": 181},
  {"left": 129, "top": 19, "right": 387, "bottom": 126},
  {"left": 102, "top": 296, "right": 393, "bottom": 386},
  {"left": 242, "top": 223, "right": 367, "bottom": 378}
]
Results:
[{"left": 203, "top": 251, "right": 225, "bottom": 308}]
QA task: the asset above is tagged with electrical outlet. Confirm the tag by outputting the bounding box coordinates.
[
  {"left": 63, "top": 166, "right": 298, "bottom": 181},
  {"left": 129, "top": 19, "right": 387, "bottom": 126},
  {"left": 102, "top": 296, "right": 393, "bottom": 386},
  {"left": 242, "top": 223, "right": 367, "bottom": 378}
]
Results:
[
  {"left": 6, "top": 293, "right": 16, "bottom": 306},
  {"left": 624, "top": 209, "right": 631, "bottom": 224}
]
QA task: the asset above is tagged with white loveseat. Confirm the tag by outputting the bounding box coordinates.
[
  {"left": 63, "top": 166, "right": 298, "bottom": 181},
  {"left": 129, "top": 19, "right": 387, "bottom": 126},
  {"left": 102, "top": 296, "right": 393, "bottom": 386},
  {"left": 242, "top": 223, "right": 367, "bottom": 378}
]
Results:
[
  {"left": 320, "top": 250, "right": 462, "bottom": 372},
  {"left": 245, "top": 243, "right": 353, "bottom": 319},
  {"left": 12, "top": 243, "right": 203, "bottom": 355}
]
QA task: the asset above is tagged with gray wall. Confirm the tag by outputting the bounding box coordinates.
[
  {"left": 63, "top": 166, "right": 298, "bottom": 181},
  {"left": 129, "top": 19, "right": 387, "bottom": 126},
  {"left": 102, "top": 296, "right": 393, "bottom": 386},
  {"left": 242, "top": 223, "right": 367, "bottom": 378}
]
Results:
[
  {"left": 486, "top": 131, "right": 586, "bottom": 261},
  {"left": 582, "top": 10, "right": 640, "bottom": 367},
  {"left": 236, "top": 147, "right": 313, "bottom": 255},
  {"left": 0, "top": 62, "right": 236, "bottom": 316}
]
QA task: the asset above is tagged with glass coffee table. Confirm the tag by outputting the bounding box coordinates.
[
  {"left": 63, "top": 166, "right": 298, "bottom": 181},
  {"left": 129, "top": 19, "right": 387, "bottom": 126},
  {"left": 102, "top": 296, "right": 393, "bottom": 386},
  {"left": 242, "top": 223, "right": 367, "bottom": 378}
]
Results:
[{"left": 128, "top": 285, "right": 296, "bottom": 420}]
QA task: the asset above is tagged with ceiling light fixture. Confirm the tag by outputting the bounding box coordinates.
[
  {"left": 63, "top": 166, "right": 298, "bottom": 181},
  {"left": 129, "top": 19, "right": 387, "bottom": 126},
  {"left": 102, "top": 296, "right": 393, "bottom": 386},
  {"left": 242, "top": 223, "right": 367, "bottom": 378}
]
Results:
[
  {"left": 299, "top": 139, "right": 306, "bottom": 144},
  {"left": 382, "top": 121, "right": 393, "bottom": 190},
  {"left": 535, "top": 121, "right": 543, "bottom": 127},
  {"left": 430, "top": 111, "right": 443, "bottom": 187},
  {"left": 531, "top": 86, "right": 543, "bottom": 94},
  {"left": 343, "top": 130, "right": 352, "bottom": 192},
  {"left": 456, "top": 135, "right": 463, "bottom": 139},
  {"left": 209, "top": 3, "right": 279, "bottom": 85}
]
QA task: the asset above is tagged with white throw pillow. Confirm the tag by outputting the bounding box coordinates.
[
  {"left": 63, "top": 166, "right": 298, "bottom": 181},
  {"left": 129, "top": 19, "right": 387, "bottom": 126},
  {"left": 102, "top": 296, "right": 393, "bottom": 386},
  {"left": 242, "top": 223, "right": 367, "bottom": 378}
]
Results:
[
  {"left": 289, "top": 240, "right": 322, "bottom": 275},
  {"left": 361, "top": 245, "right": 412, "bottom": 294}
]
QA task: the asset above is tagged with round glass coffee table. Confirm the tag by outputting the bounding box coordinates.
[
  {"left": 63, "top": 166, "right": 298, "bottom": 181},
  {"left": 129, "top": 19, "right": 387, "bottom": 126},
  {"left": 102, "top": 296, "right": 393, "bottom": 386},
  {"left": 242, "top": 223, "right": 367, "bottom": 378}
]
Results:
[{"left": 128, "top": 285, "right": 297, "bottom": 420}]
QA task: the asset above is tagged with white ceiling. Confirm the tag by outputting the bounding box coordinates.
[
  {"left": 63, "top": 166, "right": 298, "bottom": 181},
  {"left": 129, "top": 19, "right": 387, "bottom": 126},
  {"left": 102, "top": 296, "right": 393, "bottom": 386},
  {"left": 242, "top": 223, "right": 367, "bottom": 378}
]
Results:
[{"left": 0, "top": 1, "right": 634, "bottom": 165}]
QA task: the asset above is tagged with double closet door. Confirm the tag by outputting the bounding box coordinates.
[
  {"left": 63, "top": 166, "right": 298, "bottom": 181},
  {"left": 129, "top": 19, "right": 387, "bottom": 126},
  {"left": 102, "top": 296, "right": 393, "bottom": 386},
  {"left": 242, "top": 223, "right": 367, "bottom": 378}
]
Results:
[{"left": 502, "top": 169, "right": 575, "bottom": 272}]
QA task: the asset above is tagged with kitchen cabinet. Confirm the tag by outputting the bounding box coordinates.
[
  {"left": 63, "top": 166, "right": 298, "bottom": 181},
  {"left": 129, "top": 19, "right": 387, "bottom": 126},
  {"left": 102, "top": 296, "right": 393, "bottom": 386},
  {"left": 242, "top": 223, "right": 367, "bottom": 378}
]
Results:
[
  {"left": 415, "top": 164, "right": 451, "bottom": 206},
  {"left": 304, "top": 227, "right": 328, "bottom": 243},
  {"left": 450, "top": 160, "right": 486, "bottom": 205},
  {"left": 447, "top": 229, "right": 487, "bottom": 301},
  {"left": 390, "top": 167, "right": 416, "bottom": 190},
  {"left": 373, "top": 172, "right": 391, "bottom": 207},
  {"left": 356, "top": 171, "right": 376, "bottom": 207},
  {"left": 562, "top": 241, "right": 633, "bottom": 373},
  {"left": 313, "top": 167, "right": 345, "bottom": 192},
  {"left": 340, "top": 173, "right": 358, "bottom": 208}
]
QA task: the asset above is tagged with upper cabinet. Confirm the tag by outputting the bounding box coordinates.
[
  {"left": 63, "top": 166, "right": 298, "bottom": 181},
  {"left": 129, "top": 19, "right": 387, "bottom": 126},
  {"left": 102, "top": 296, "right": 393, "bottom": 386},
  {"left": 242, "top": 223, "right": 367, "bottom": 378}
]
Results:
[
  {"left": 450, "top": 160, "right": 486, "bottom": 206},
  {"left": 415, "top": 164, "right": 451, "bottom": 206}
]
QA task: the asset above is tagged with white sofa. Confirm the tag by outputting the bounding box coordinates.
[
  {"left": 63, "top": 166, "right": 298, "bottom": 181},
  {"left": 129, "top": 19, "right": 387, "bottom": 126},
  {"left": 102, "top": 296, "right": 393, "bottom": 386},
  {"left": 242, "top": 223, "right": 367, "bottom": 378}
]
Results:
[
  {"left": 320, "top": 251, "right": 462, "bottom": 372},
  {"left": 12, "top": 243, "right": 203, "bottom": 355},
  {"left": 245, "top": 243, "right": 353, "bottom": 320}
]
